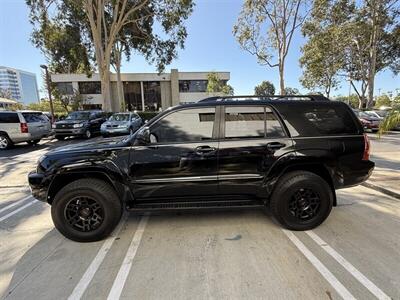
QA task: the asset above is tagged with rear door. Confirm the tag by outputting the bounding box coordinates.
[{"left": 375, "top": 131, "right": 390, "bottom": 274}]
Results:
[
  {"left": 217, "top": 105, "right": 293, "bottom": 197},
  {"left": 129, "top": 106, "right": 219, "bottom": 200},
  {"left": 0, "top": 112, "right": 20, "bottom": 139}
]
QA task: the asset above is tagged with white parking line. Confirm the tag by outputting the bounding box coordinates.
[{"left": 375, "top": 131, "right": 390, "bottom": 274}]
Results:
[
  {"left": 306, "top": 230, "right": 391, "bottom": 300},
  {"left": 0, "top": 199, "right": 38, "bottom": 222},
  {"left": 68, "top": 215, "right": 128, "bottom": 300},
  {"left": 0, "top": 195, "right": 32, "bottom": 214},
  {"left": 282, "top": 229, "right": 356, "bottom": 300},
  {"left": 107, "top": 214, "right": 149, "bottom": 300}
]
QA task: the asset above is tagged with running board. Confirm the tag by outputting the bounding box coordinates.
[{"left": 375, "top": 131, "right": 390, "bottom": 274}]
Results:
[{"left": 127, "top": 199, "right": 264, "bottom": 211}]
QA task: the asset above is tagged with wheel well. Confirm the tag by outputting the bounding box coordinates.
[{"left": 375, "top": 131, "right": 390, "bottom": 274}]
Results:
[
  {"left": 281, "top": 164, "right": 337, "bottom": 206},
  {"left": 48, "top": 172, "right": 119, "bottom": 204}
]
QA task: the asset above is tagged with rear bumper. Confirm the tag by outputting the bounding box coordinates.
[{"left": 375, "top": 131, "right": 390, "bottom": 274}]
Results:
[
  {"left": 340, "top": 160, "right": 375, "bottom": 188},
  {"left": 28, "top": 172, "right": 48, "bottom": 202}
]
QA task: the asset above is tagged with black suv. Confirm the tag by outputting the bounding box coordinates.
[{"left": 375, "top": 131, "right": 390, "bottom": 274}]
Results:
[
  {"left": 28, "top": 96, "right": 374, "bottom": 242},
  {"left": 53, "top": 110, "right": 107, "bottom": 140}
]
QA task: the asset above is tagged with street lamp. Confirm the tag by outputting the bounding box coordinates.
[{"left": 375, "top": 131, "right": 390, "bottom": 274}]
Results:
[{"left": 40, "top": 64, "right": 55, "bottom": 123}]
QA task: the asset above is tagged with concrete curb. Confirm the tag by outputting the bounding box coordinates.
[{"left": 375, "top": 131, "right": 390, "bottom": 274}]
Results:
[{"left": 361, "top": 182, "right": 400, "bottom": 200}]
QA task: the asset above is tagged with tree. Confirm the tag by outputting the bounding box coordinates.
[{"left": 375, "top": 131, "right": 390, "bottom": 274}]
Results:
[
  {"left": 375, "top": 95, "right": 392, "bottom": 108},
  {"left": 379, "top": 109, "right": 400, "bottom": 134},
  {"left": 300, "top": 0, "right": 352, "bottom": 97},
  {"left": 254, "top": 81, "right": 275, "bottom": 96},
  {"left": 284, "top": 87, "right": 299, "bottom": 95},
  {"left": 335, "top": 94, "right": 360, "bottom": 108},
  {"left": 233, "top": 0, "right": 309, "bottom": 94},
  {"left": 27, "top": 0, "right": 194, "bottom": 112},
  {"left": 206, "top": 72, "right": 234, "bottom": 96}
]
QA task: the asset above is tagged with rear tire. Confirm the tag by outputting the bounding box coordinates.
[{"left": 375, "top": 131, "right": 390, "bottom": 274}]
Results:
[
  {"left": 51, "top": 178, "right": 122, "bottom": 242},
  {"left": 0, "top": 134, "right": 12, "bottom": 150},
  {"left": 27, "top": 139, "right": 41, "bottom": 145},
  {"left": 269, "top": 171, "right": 333, "bottom": 231}
]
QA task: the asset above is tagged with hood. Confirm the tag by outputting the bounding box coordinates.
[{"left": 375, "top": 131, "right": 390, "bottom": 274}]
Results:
[
  {"left": 103, "top": 120, "right": 130, "bottom": 126},
  {"left": 48, "top": 136, "right": 130, "bottom": 154},
  {"left": 56, "top": 119, "right": 88, "bottom": 125}
]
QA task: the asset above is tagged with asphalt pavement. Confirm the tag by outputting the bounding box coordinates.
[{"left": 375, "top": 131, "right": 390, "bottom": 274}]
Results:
[{"left": 0, "top": 133, "right": 399, "bottom": 299}]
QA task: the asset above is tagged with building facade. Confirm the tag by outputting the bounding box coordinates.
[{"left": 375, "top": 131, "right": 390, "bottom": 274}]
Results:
[
  {"left": 51, "top": 69, "right": 230, "bottom": 111},
  {"left": 0, "top": 66, "right": 40, "bottom": 104}
]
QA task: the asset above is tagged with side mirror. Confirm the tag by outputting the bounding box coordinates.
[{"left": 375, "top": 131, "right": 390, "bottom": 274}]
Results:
[{"left": 135, "top": 127, "right": 150, "bottom": 145}]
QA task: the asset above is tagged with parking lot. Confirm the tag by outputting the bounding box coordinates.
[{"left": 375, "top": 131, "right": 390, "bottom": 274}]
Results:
[{"left": 0, "top": 134, "right": 399, "bottom": 299}]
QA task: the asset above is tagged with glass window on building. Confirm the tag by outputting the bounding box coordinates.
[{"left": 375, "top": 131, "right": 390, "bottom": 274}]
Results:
[
  {"left": 143, "top": 81, "right": 161, "bottom": 111},
  {"left": 78, "top": 81, "right": 101, "bottom": 94},
  {"left": 179, "top": 80, "right": 208, "bottom": 93},
  {"left": 55, "top": 82, "right": 74, "bottom": 95},
  {"left": 124, "top": 82, "right": 142, "bottom": 111}
]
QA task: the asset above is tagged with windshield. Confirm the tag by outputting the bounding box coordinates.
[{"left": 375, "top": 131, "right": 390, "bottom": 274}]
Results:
[
  {"left": 109, "top": 113, "right": 130, "bottom": 121},
  {"left": 357, "top": 111, "right": 370, "bottom": 118},
  {"left": 66, "top": 112, "right": 91, "bottom": 120},
  {"left": 376, "top": 110, "right": 388, "bottom": 117}
]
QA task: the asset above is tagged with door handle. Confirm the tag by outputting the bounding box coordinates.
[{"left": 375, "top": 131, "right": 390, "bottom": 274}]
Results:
[
  {"left": 266, "top": 142, "right": 286, "bottom": 151},
  {"left": 195, "top": 145, "right": 217, "bottom": 155}
]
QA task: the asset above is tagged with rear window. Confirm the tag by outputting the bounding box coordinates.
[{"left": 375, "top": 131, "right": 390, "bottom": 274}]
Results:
[
  {"left": 22, "top": 113, "right": 48, "bottom": 123},
  {"left": 275, "top": 103, "right": 359, "bottom": 137},
  {"left": 0, "top": 113, "right": 19, "bottom": 123}
]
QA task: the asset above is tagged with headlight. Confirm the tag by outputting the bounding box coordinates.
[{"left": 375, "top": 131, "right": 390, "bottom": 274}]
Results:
[
  {"left": 73, "top": 123, "right": 84, "bottom": 128},
  {"left": 52, "top": 124, "right": 56, "bottom": 129},
  {"left": 118, "top": 124, "right": 129, "bottom": 128}
]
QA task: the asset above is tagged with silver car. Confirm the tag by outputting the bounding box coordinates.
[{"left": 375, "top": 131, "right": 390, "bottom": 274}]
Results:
[
  {"left": 100, "top": 112, "right": 142, "bottom": 137},
  {"left": 0, "top": 110, "right": 52, "bottom": 150}
]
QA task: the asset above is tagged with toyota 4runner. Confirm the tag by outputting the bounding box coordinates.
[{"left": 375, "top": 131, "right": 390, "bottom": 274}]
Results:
[{"left": 28, "top": 95, "right": 374, "bottom": 242}]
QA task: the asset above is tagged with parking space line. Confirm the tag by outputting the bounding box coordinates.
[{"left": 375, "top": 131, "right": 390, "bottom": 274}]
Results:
[
  {"left": 282, "top": 229, "right": 356, "bottom": 300},
  {"left": 68, "top": 214, "right": 128, "bottom": 300},
  {"left": 0, "top": 199, "right": 38, "bottom": 222},
  {"left": 0, "top": 195, "right": 32, "bottom": 214},
  {"left": 306, "top": 230, "right": 391, "bottom": 300},
  {"left": 107, "top": 214, "right": 149, "bottom": 300}
]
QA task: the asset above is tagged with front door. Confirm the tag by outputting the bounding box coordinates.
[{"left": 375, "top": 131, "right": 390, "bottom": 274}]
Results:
[
  {"left": 218, "top": 105, "right": 292, "bottom": 197},
  {"left": 129, "top": 107, "right": 219, "bottom": 200}
]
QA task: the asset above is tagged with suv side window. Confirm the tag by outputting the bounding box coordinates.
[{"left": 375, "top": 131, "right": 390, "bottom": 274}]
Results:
[
  {"left": 0, "top": 113, "right": 19, "bottom": 123},
  {"left": 224, "top": 106, "right": 285, "bottom": 139},
  {"left": 22, "top": 113, "right": 44, "bottom": 123},
  {"left": 150, "top": 107, "right": 215, "bottom": 143}
]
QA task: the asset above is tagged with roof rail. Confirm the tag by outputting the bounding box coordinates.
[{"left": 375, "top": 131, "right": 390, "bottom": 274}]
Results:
[{"left": 199, "top": 94, "right": 330, "bottom": 102}]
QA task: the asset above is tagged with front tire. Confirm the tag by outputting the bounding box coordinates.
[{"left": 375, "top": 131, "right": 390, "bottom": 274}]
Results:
[
  {"left": 269, "top": 171, "right": 333, "bottom": 231},
  {"left": 55, "top": 135, "right": 65, "bottom": 141},
  {"left": 51, "top": 178, "right": 122, "bottom": 242}
]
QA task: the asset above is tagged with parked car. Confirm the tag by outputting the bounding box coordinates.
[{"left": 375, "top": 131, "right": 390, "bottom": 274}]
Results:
[
  {"left": 28, "top": 95, "right": 374, "bottom": 242},
  {"left": 101, "top": 112, "right": 142, "bottom": 137},
  {"left": 365, "top": 110, "right": 384, "bottom": 120},
  {"left": 0, "top": 110, "right": 51, "bottom": 150},
  {"left": 354, "top": 110, "right": 380, "bottom": 132},
  {"left": 53, "top": 110, "right": 107, "bottom": 140}
]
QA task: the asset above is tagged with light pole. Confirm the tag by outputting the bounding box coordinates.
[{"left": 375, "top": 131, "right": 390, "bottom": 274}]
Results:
[{"left": 40, "top": 65, "right": 55, "bottom": 123}]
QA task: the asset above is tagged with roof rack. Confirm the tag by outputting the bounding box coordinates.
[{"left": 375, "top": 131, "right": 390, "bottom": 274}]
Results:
[{"left": 199, "top": 94, "right": 330, "bottom": 103}]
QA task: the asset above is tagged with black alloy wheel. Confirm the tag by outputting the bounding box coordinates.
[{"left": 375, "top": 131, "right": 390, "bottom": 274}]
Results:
[{"left": 64, "top": 196, "right": 104, "bottom": 232}]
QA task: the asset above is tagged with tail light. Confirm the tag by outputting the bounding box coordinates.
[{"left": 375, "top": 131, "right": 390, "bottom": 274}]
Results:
[
  {"left": 20, "top": 122, "right": 28, "bottom": 133},
  {"left": 362, "top": 133, "right": 370, "bottom": 161}
]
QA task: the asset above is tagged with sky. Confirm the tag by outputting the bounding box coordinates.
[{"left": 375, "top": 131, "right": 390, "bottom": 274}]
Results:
[{"left": 0, "top": 0, "right": 399, "bottom": 100}]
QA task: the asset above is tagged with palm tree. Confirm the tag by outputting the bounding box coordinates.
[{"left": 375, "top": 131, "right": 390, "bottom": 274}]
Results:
[{"left": 378, "top": 108, "right": 400, "bottom": 136}]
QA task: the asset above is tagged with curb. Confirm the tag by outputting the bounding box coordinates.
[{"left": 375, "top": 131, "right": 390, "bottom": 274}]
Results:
[{"left": 361, "top": 182, "right": 400, "bottom": 200}]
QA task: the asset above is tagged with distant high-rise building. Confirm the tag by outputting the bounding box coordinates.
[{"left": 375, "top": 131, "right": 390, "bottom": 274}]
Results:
[{"left": 0, "top": 66, "right": 40, "bottom": 104}]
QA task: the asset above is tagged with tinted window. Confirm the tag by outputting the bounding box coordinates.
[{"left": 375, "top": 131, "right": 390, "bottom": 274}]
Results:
[
  {"left": 55, "top": 82, "right": 73, "bottom": 94},
  {"left": 66, "top": 112, "right": 91, "bottom": 120},
  {"left": 109, "top": 113, "right": 130, "bottom": 121},
  {"left": 0, "top": 113, "right": 19, "bottom": 123},
  {"left": 276, "top": 103, "right": 359, "bottom": 137},
  {"left": 22, "top": 113, "right": 47, "bottom": 123},
  {"left": 224, "top": 106, "right": 285, "bottom": 139},
  {"left": 150, "top": 108, "right": 215, "bottom": 143},
  {"left": 78, "top": 82, "right": 101, "bottom": 94},
  {"left": 179, "top": 80, "right": 208, "bottom": 93}
]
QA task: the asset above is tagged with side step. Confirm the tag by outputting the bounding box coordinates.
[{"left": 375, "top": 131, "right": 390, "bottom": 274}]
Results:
[{"left": 127, "top": 199, "right": 265, "bottom": 211}]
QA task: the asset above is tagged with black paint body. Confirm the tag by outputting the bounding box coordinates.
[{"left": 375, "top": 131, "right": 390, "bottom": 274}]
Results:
[{"left": 28, "top": 100, "right": 374, "bottom": 208}]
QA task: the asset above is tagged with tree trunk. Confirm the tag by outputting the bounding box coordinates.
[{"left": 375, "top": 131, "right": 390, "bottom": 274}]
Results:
[
  {"left": 116, "top": 63, "right": 124, "bottom": 112},
  {"left": 100, "top": 67, "right": 112, "bottom": 112},
  {"left": 279, "top": 62, "right": 285, "bottom": 95}
]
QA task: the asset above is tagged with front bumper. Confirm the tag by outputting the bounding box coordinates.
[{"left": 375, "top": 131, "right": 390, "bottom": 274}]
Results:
[
  {"left": 101, "top": 127, "right": 129, "bottom": 135},
  {"left": 28, "top": 172, "right": 48, "bottom": 202},
  {"left": 54, "top": 128, "right": 86, "bottom": 136}
]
